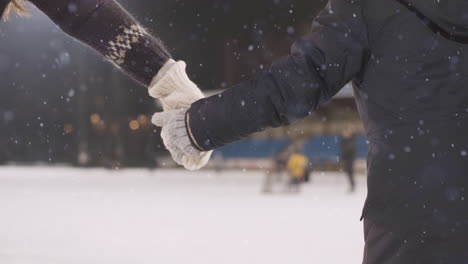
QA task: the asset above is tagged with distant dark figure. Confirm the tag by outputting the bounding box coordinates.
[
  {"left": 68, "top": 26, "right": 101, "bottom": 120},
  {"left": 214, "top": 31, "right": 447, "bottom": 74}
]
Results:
[
  {"left": 303, "top": 161, "right": 312, "bottom": 183},
  {"left": 341, "top": 130, "right": 356, "bottom": 193},
  {"left": 262, "top": 149, "right": 288, "bottom": 193}
]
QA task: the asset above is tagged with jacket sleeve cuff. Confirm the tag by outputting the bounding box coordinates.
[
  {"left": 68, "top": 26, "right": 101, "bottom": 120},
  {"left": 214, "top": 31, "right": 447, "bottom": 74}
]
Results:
[{"left": 185, "top": 110, "right": 207, "bottom": 152}]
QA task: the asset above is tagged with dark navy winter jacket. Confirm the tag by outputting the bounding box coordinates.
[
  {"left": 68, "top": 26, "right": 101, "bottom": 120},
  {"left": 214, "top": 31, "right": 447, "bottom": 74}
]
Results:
[{"left": 187, "top": 0, "right": 468, "bottom": 261}]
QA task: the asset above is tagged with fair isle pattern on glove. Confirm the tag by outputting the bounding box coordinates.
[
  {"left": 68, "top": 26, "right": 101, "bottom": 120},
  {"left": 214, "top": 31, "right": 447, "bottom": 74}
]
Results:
[
  {"left": 106, "top": 24, "right": 146, "bottom": 65},
  {"left": 152, "top": 109, "right": 212, "bottom": 170},
  {"left": 148, "top": 60, "right": 205, "bottom": 110}
]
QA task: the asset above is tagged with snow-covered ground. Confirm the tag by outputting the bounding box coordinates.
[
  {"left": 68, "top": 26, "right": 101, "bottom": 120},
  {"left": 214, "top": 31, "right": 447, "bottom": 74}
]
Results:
[{"left": 0, "top": 167, "right": 367, "bottom": 264}]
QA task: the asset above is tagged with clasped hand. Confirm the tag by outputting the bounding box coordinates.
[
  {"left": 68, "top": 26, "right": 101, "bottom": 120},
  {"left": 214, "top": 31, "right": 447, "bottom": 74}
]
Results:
[{"left": 148, "top": 59, "right": 212, "bottom": 170}]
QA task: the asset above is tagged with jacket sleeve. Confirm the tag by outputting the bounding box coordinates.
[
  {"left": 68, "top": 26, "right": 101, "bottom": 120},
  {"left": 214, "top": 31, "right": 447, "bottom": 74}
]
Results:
[
  {"left": 186, "top": 0, "right": 369, "bottom": 151},
  {"left": 28, "top": 0, "right": 171, "bottom": 86}
]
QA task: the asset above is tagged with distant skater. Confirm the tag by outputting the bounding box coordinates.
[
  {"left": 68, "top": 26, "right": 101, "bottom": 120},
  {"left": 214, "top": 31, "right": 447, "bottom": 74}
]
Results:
[
  {"left": 340, "top": 130, "right": 356, "bottom": 193},
  {"left": 286, "top": 153, "right": 309, "bottom": 193}
]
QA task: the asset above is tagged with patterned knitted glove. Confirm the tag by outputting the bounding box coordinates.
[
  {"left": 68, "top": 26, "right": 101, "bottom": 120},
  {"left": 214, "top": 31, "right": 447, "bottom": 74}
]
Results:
[
  {"left": 148, "top": 60, "right": 205, "bottom": 110},
  {"left": 152, "top": 108, "right": 212, "bottom": 170}
]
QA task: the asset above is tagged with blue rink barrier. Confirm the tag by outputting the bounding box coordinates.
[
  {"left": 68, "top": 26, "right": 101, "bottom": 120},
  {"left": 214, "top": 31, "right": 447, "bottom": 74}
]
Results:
[
  {"left": 214, "top": 135, "right": 369, "bottom": 160},
  {"left": 214, "top": 138, "right": 290, "bottom": 159},
  {"left": 302, "top": 135, "right": 342, "bottom": 162}
]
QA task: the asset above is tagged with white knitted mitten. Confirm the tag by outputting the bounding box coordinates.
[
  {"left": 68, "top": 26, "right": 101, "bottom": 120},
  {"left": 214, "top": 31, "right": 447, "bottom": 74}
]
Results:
[
  {"left": 152, "top": 108, "right": 212, "bottom": 170},
  {"left": 149, "top": 59, "right": 204, "bottom": 110}
]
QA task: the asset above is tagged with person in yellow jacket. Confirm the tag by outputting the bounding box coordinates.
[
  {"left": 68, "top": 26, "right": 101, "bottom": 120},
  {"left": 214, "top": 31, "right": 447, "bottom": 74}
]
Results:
[{"left": 286, "top": 153, "right": 309, "bottom": 192}]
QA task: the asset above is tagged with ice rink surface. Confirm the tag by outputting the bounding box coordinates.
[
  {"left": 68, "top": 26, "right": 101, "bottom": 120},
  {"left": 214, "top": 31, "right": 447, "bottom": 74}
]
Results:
[{"left": 0, "top": 167, "right": 367, "bottom": 264}]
